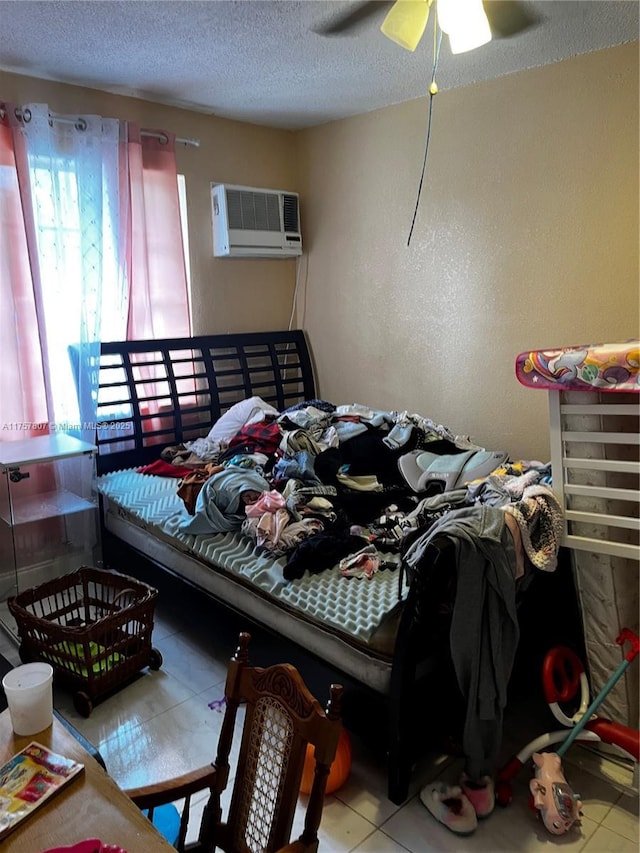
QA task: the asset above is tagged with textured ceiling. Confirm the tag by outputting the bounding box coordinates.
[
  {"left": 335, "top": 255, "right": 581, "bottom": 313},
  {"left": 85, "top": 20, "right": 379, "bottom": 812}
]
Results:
[{"left": 0, "top": 1, "right": 638, "bottom": 129}]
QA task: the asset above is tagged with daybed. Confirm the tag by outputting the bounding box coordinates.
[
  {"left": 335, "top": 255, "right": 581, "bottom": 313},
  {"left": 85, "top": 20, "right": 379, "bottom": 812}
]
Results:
[{"left": 93, "top": 329, "right": 560, "bottom": 802}]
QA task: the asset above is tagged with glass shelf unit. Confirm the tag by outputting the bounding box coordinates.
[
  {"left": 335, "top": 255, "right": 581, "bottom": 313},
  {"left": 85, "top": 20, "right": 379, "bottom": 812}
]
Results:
[
  {"left": 0, "top": 434, "right": 99, "bottom": 641},
  {"left": 0, "top": 489, "right": 95, "bottom": 526}
]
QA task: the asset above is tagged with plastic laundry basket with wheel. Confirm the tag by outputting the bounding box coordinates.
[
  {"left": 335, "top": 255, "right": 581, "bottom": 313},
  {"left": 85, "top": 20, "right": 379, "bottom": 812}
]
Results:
[{"left": 8, "top": 566, "right": 163, "bottom": 717}]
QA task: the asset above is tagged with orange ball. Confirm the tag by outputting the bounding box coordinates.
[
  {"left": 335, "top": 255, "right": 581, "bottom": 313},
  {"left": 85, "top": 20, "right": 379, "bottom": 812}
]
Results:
[{"left": 300, "top": 728, "right": 352, "bottom": 795}]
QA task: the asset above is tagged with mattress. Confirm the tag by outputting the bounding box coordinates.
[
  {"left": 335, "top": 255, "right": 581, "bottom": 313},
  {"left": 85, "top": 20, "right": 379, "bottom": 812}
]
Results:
[{"left": 97, "top": 469, "right": 408, "bottom": 648}]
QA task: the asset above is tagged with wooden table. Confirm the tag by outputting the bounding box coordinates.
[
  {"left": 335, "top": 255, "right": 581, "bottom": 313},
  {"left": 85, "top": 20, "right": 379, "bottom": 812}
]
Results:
[{"left": 0, "top": 709, "right": 174, "bottom": 852}]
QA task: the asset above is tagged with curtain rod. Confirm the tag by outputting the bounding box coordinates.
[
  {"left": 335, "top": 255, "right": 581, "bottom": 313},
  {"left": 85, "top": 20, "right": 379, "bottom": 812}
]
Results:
[{"left": 0, "top": 106, "right": 200, "bottom": 147}]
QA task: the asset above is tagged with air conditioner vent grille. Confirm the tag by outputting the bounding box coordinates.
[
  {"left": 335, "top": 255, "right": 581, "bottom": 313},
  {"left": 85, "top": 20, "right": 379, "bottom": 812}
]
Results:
[
  {"left": 227, "top": 190, "right": 281, "bottom": 232},
  {"left": 282, "top": 195, "right": 299, "bottom": 232}
]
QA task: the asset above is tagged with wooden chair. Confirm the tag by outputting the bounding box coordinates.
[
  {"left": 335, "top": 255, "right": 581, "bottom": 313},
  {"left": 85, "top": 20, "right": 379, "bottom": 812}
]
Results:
[{"left": 125, "top": 632, "right": 344, "bottom": 852}]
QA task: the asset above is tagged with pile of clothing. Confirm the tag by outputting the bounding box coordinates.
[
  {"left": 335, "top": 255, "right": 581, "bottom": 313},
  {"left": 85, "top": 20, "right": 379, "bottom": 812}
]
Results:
[{"left": 141, "top": 395, "right": 561, "bottom": 594}]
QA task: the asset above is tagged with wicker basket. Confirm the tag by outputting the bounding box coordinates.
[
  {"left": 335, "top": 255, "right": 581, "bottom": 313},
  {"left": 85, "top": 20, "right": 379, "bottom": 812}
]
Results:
[{"left": 8, "top": 566, "right": 162, "bottom": 717}]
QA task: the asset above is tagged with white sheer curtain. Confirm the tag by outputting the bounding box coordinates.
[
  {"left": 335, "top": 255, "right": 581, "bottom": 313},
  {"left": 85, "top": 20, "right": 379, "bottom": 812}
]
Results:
[
  {"left": 20, "top": 104, "right": 125, "bottom": 441},
  {"left": 3, "top": 103, "right": 192, "bottom": 450}
]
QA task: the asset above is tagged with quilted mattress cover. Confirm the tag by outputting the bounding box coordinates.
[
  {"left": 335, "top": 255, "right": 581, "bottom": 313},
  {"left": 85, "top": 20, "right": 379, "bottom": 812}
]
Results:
[{"left": 97, "top": 469, "right": 407, "bottom": 647}]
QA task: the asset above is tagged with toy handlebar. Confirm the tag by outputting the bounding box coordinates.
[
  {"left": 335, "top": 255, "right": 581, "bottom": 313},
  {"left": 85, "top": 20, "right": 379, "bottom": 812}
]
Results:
[
  {"left": 557, "top": 627, "right": 639, "bottom": 758},
  {"left": 616, "top": 628, "right": 639, "bottom": 663},
  {"left": 542, "top": 646, "right": 584, "bottom": 705}
]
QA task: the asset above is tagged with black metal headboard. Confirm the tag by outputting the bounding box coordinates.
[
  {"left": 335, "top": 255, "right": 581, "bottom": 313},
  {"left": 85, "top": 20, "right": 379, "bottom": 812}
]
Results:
[{"left": 95, "top": 330, "right": 315, "bottom": 474}]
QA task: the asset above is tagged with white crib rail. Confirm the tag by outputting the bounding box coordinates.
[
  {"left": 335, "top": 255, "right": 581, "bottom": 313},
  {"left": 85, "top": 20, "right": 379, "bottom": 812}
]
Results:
[{"left": 549, "top": 390, "right": 640, "bottom": 561}]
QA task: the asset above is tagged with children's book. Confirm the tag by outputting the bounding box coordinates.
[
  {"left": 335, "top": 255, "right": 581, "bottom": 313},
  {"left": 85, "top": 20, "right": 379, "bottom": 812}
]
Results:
[{"left": 0, "top": 741, "right": 84, "bottom": 839}]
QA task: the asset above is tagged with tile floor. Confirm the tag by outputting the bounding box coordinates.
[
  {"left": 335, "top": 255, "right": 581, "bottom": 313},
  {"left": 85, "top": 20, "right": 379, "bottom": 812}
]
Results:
[{"left": 1, "top": 577, "right": 637, "bottom": 853}]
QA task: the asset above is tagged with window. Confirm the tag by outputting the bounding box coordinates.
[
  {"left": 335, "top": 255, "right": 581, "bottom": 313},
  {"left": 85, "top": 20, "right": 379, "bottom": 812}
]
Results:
[
  {"left": 29, "top": 153, "right": 122, "bottom": 427},
  {"left": 29, "top": 156, "right": 191, "bottom": 427}
]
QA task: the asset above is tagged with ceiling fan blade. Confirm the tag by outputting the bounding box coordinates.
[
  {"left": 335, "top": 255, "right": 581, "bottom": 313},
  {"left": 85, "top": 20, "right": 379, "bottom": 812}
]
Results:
[
  {"left": 483, "top": 0, "right": 541, "bottom": 38},
  {"left": 313, "top": 1, "right": 394, "bottom": 36},
  {"left": 314, "top": 0, "right": 540, "bottom": 43}
]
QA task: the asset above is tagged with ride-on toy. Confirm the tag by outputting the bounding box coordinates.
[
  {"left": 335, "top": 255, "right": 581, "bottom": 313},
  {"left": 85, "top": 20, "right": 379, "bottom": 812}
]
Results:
[{"left": 496, "top": 628, "right": 639, "bottom": 834}]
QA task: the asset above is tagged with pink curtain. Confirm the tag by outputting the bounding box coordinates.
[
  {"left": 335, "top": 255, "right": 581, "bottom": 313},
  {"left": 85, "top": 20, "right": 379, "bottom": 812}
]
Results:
[
  {"left": 122, "top": 125, "right": 193, "bottom": 439},
  {"left": 0, "top": 105, "right": 59, "bottom": 553},
  {"left": 124, "top": 125, "right": 191, "bottom": 341},
  {"left": 0, "top": 104, "right": 51, "bottom": 438}
]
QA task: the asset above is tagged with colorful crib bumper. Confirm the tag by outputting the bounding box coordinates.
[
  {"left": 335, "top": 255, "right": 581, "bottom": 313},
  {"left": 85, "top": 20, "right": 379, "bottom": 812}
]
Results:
[{"left": 515, "top": 340, "right": 640, "bottom": 393}]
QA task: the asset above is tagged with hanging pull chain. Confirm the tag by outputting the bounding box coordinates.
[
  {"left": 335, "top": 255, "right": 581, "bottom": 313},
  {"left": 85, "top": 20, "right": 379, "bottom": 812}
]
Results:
[{"left": 407, "top": 17, "right": 442, "bottom": 247}]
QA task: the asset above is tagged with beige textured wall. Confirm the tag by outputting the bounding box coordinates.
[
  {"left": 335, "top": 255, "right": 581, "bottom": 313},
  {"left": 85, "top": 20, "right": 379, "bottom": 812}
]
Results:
[
  {"left": 2, "top": 44, "right": 638, "bottom": 462},
  {"left": 297, "top": 43, "right": 639, "bottom": 462},
  {"left": 0, "top": 70, "right": 298, "bottom": 334}
]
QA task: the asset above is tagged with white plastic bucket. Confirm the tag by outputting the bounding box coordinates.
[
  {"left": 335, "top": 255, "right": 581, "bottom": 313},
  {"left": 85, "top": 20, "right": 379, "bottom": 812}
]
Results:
[{"left": 2, "top": 662, "right": 54, "bottom": 735}]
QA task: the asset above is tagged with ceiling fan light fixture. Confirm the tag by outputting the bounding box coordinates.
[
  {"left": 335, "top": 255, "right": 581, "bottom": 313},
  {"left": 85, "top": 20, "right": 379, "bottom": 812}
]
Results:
[
  {"left": 437, "top": 0, "right": 492, "bottom": 54},
  {"left": 380, "top": 0, "right": 432, "bottom": 52}
]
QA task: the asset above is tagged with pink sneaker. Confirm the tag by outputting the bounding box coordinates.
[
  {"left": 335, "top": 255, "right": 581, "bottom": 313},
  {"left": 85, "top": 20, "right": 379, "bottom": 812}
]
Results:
[
  {"left": 460, "top": 773, "right": 495, "bottom": 819},
  {"left": 419, "top": 782, "right": 478, "bottom": 835}
]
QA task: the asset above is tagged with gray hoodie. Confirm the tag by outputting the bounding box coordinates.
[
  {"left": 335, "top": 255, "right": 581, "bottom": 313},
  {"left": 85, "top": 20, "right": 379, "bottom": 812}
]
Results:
[{"left": 405, "top": 505, "right": 519, "bottom": 779}]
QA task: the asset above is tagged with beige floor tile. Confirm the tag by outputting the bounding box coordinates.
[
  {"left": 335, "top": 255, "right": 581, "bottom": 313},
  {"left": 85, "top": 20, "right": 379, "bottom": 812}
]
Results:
[
  {"left": 582, "top": 824, "right": 640, "bottom": 853},
  {"left": 53, "top": 666, "right": 196, "bottom": 746},
  {"left": 150, "top": 610, "right": 182, "bottom": 642},
  {"left": 98, "top": 691, "right": 233, "bottom": 790},
  {"left": 564, "top": 743, "right": 637, "bottom": 798},
  {"left": 327, "top": 727, "right": 457, "bottom": 829},
  {"left": 600, "top": 791, "right": 639, "bottom": 843},
  {"left": 0, "top": 603, "right": 19, "bottom": 645},
  {"left": 349, "top": 828, "right": 411, "bottom": 852},
  {"left": 154, "top": 628, "right": 229, "bottom": 694},
  {"left": 380, "top": 795, "right": 505, "bottom": 853},
  {"left": 292, "top": 795, "right": 378, "bottom": 853},
  {"left": 333, "top": 734, "right": 405, "bottom": 826},
  {"left": 0, "top": 634, "right": 20, "bottom": 667}
]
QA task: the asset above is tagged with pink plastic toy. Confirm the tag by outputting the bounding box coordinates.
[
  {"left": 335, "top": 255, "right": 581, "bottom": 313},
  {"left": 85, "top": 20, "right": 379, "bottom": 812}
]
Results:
[
  {"left": 529, "top": 751, "right": 583, "bottom": 834},
  {"left": 496, "top": 628, "right": 639, "bottom": 835}
]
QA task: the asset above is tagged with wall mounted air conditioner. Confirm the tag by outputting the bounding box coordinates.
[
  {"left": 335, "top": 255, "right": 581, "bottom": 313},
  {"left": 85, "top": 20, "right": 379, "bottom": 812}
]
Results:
[{"left": 211, "top": 183, "right": 302, "bottom": 258}]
